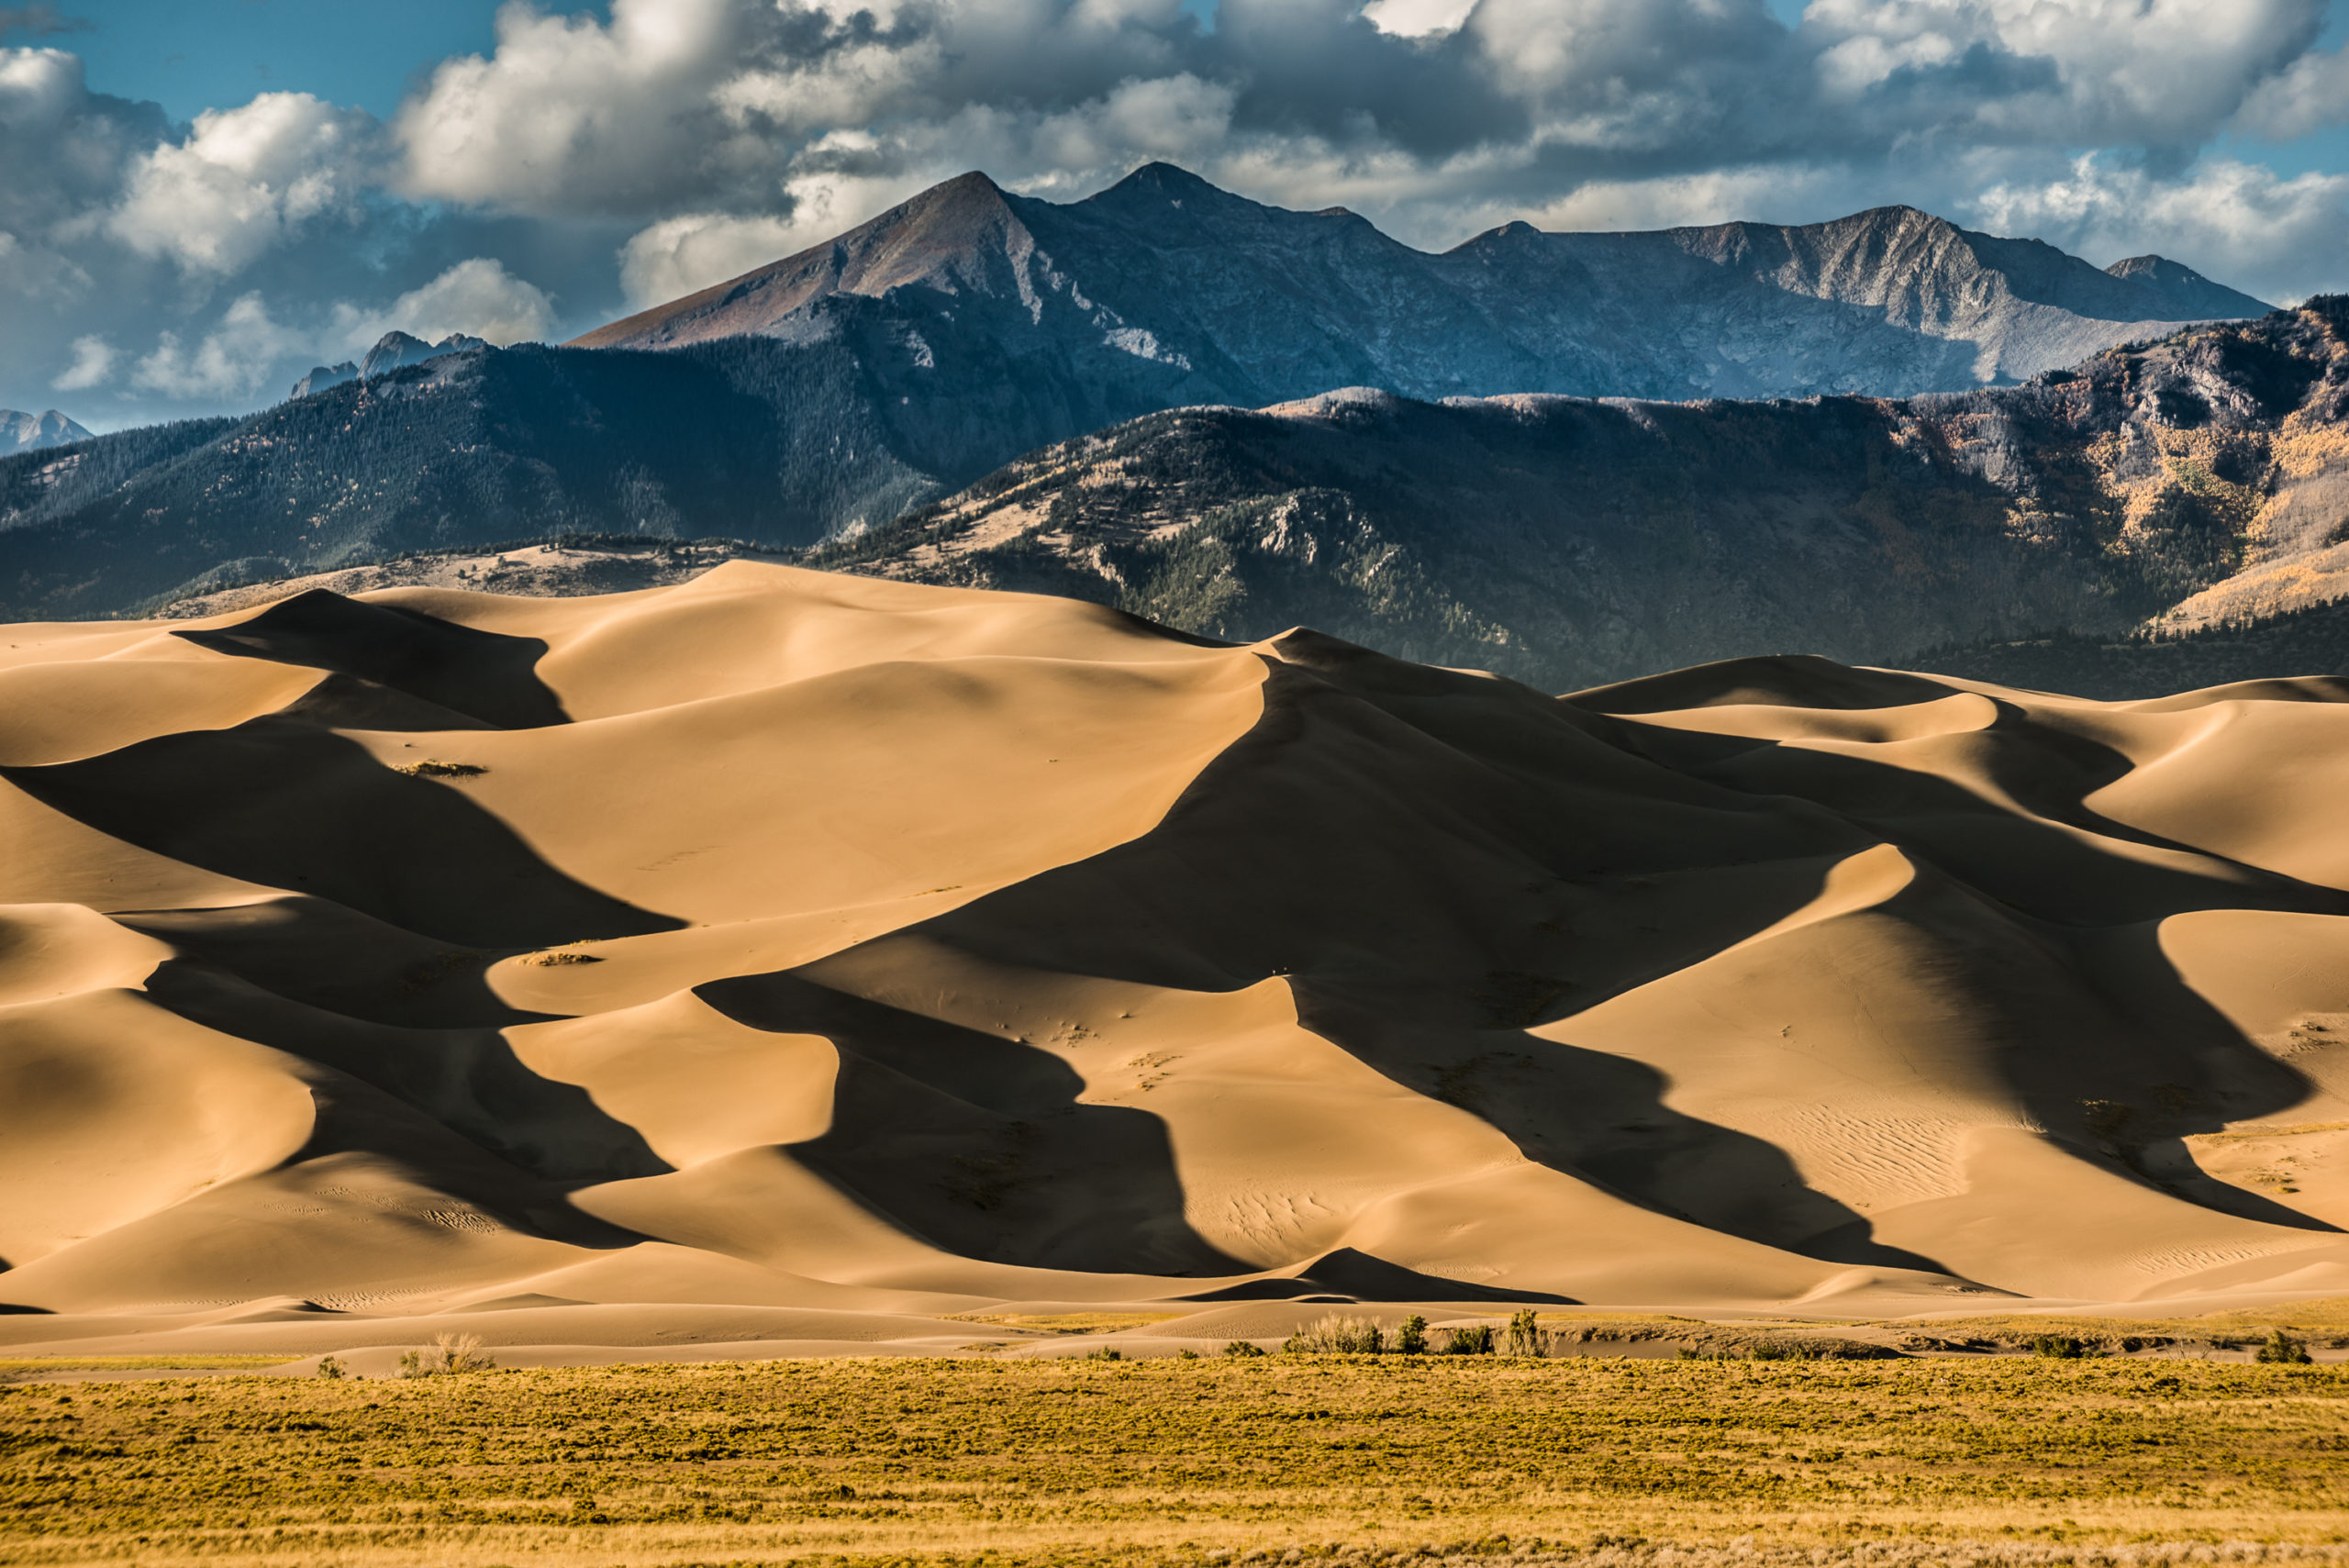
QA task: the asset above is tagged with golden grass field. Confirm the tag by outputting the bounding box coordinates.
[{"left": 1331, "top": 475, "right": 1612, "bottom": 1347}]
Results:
[{"left": 7, "top": 1352, "right": 2349, "bottom": 1568}]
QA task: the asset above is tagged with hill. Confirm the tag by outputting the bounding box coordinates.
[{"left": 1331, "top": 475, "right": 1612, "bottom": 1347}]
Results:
[
  {"left": 584, "top": 164, "right": 2266, "bottom": 403},
  {"left": 0, "top": 336, "right": 996, "bottom": 618},
  {"left": 6, "top": 564, "right": 2349, "bottom": 1340},
  {"left": 810, "top": 299, "right": 2349, "bottom": 691}
]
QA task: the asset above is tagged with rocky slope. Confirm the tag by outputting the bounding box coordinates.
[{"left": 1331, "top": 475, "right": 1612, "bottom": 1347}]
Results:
[
  {"left": 582, "top": 162, "right": 2268, "bottom": 401},
  {"left": 817, "top": 299, "right": 2349, "bottom": 691}
]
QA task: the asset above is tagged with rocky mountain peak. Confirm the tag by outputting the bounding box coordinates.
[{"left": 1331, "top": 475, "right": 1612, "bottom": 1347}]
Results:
[
  {"left": 287, "top": 332, "right": 485, "bottom": 403},
  {"left": 2102, "top": 253, "right": 2272, "bottom": 321},
  {"left": 0, "top": 409, "right": 92, "bottom": 455}
]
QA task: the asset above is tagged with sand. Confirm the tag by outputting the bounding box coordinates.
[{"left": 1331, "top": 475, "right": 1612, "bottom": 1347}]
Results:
[{"left": 6, "top": 565, "right": 2349, "bottom": 1361}]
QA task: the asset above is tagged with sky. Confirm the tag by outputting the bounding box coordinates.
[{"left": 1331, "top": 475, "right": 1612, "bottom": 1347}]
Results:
[{"left": 6, "top": 0, "right": 2349, "bottom": 431}]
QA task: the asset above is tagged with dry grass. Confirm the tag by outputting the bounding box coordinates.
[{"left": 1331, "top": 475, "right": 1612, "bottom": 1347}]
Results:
[
  {"left": 6, "top": 1354, "right": 2349, "bottom": 1566},
  {"left": 947, "top": 1312, "right": 1186, "bottom": 1334}
]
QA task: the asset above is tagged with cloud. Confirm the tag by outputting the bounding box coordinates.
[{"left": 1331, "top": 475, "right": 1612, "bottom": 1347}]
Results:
[
  {"left": 130, "top": 293, "right": 310, "bottom": 400},
  {"left": 1361, "top": 0, "right": 1476, "bottom": 39},
  {"left": 2236, "top": 44, "right": 2349, "bottom": 140},
  {"left": 395, "top": 0, "right": 756, "bottom": 217},
  {"left": 50, "top": 332, "right": 110, "bottom": 389},
  {"left": 1972, "top": 151, "right": 2349, "bottom": 304},
  {"left": 331, "top": 258, "right": 557, "bottom": 350},
  {"left": 11, "top": 0, "right": 2349, "bottom": 424},
  {"left": 106, "top": 92, "right": 376, "bottom": 273},
  {"left": 0, "top": 5, "right": 89, "bottom": 38},
  {"left": 619, "top": 210, "right": 823, "bottom": 309}
]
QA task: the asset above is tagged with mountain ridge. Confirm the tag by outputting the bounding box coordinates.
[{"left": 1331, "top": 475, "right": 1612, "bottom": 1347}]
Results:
[
  {"left": 804, "top": 298, "right": 2349, "bottom": 691},
  {"left": 578, "top": 162, "right": 2270, "bottom": 403}
]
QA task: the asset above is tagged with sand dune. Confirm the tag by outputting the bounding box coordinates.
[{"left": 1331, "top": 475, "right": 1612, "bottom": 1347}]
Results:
[{"left": 6, "top": 564, "right": 2349, "bottom": 1354}]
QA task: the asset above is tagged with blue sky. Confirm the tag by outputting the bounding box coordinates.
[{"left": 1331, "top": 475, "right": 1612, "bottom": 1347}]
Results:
[
  {"left": 39, "top": 1, "right": 522, "bottom": 120},
  {"left": 6, "top": 0, "right": 2348, "bottom": 428}
]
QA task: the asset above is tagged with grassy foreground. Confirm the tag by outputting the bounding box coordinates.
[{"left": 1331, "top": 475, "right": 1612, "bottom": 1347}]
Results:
[{"left": 6, "top": 1356, "right": 2349, "bottom": 1567}]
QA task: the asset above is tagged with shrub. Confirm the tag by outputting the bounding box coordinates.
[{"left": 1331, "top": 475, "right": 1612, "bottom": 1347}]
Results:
[
  {"left": 1085, "top": 1347, "right": 1123, "bottom": 1362},
  {"left": 315, "top": 1355, "right": 345, "bottom": 1380},
  {"left": 1175, "top": 1349, "right": 1200, "bottom": 1360},
  {"left": 1394, "top": 1314, "right": 1429, "bottom": 1356},
  {"left": 1282, "top": 1314, "right": 1385, "bottom": 1355},
  {"left": 1222, "top": 1340, "right": 1266, "bottom": 1358},
  {"left": 1440, "top": 1324, "right": 1495, "bottom": 1356},
  {"left": 2256, "top": 1329, "right": 2313, "bottom": 1364},
  {"left": 1746, "top": 1339, "right": 1831, "bottom": 1362},
  {"left": 399, "top": 1332, "right": 496, "bottom": 1377},
  {"left": 1506, "top": 1308, "right": 1550, "bottom": 1358},
  {"left": 2031, "top": 1335, "right": 2087, "bottom": 1360}
]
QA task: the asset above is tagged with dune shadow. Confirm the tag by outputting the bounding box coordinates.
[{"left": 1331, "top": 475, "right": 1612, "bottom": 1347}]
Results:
[
  {"left": 1594, "top": 706, "right": 2347, "bottom": 1231},
  {"left": 1291, "top": 984, "right": 1965, "bottom": 1273},
  {"left": 828, "top": 648, "right": 1983, "bottom": 1281},
  {"left": 1185, "top": 1247, "right": 1576, "bottom": 1304},
  {"left": 3, "top": 722, "right": 680, "bottom": 950},
  {"left": 141, "top": 957, "right": 671, "bottom": 1187},
  {"left": 117, "top": 897, "right": 559, "bottom": 1030},
  {"left": 698, "top": 969, "right": 1257, "bottom": 1277},
  {"left": 1595, "top": 702, "right": 2349, "bottom": 925},
  {"left": 173, "top": 589, "right": 571, "bottom": 729}
]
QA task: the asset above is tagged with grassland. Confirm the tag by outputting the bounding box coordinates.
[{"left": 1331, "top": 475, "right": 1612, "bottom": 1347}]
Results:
[{"left": 6, "top": 1355, "right": 2349, "bottom": 1567}]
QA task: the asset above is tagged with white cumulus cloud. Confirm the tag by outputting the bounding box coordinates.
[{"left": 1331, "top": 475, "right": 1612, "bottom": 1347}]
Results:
[
  {"left": 105, "top": 92, "right": 376, "bottom": 274},
  {"left": 50, "top": 333, "right": 113, "bottom": 390},
  {"left": 130, "top": 293, "right": 312, "bottom": 400},
  {"left": 395, "top": 0, "right": 753, "bottom": 217},
  {"left": 329, "top": 258, "right": 558, "bottom": 351},
  {"left": 1972, "top": 151, "right": 2349, "bottom": 303}
]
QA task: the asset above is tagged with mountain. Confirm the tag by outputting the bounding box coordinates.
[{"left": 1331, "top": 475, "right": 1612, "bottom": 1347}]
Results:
[
  {"left": 807, "top": 297, "right": 2349, "bottom": 691},
  {"left": 6, "top": 297, "right": 2341, "bottom": 683},
  {"left": 0, "top": 408, "right": 92, "bottom": 455},
  {"left": 0, "top": 336, "right": 963, "bottom": 617},
  {"left": 290, "top": 330, "right": 491, "bottom": 400},
  {"left": 0, "top": 167, "right": 2276, "bottom": 624},
  {"left": 580, "top": 163, "right": 2270, "bottom": 401},
  {"left": 8, "top": 564, "right": 2349, "bottom": 1327}
]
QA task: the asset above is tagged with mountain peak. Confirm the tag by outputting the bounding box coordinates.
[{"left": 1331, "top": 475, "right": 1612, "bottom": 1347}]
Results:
[
  {"left": 0, "top": 408, "right": 93, "bottom": 456},
  {"left": 2100, "top": 252, "right": 2274, "bottom": 319},
  {"left": 570, "top": 168, "right": 1033, "bottom": 350},
  {"left": 1110, "top": 161, "right": 1220, "bottom": 195}
]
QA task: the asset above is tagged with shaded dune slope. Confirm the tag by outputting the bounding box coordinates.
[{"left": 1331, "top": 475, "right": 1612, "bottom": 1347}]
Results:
[{"left": 6, "top": 565, "right": 2349, "bottom": 1324}]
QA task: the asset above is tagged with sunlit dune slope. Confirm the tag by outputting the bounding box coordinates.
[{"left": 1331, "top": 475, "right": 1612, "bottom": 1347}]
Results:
[{"left": 6, "top": 562, "right": 2349, "bottom": 1326}]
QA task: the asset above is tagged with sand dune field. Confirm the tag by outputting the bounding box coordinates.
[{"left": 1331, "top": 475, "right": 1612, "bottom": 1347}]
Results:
[{"left": 6, "top": 563, "right": 2349, "bottom": 1360}]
